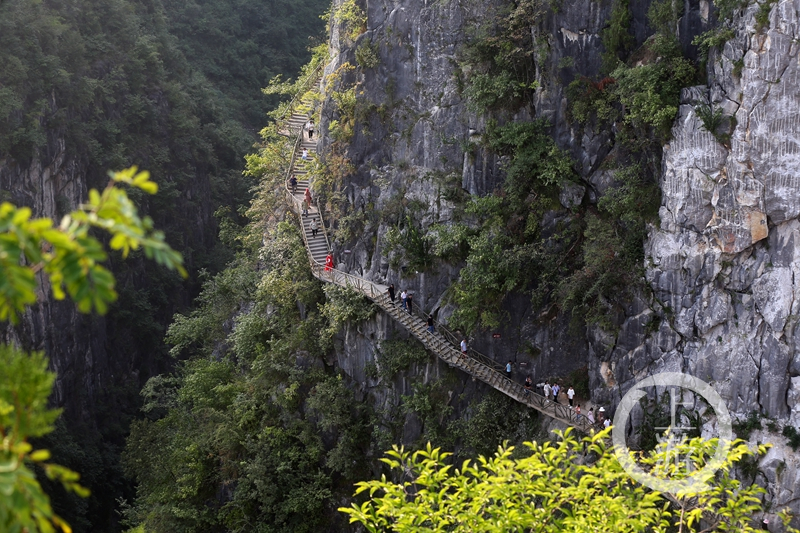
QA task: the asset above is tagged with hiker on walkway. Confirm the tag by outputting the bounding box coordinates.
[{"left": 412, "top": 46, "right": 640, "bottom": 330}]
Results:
[
  {"left": 324, "top": 253, "right": 334, "bottom": 272},
  {"left": 290, "top": 176, "right": 297, "bottom": 192},
  {"left": 301, "top": 148, "right": 309, "bottom": 160},
  {"left": 310, "top": 217, "right": 318, "bottom": 237},
  {"left": 567, "top": 386, "right": 575, "bottom": 407},
  {"left": 406, "top": 293, "right": 413, "bottom": 314},
  {"left": 543, "top": 381, "right": 551, "bottom": 401},
  {"left": 427, "top": 314, "right": 435, "bottom": 333},
  {"left": 305, "top": 119, "right": 315, "bottom": 140},
  {"left": 597, "top": 407, "right": 605, "bottom": 426},
  {"left": 587, "top": 407, "right": 595, "bottom": 425},
  {"left": 302, "top": 199, "right": 309, "bottom": 217},
  {"left": 524, "top": 376, "right": 532, "bottom": 395},
  {"left": 400, "top": 290, "right": 407, "bottom": 310},
  {"left": 304, "top": 187, "right": 312, "bottom": 207},
  {"left": 387, "top": 284, "right": 396, "bottom": 303},
  {"left": 575, "top": 404, "right": 581, "bottom": 417},
  {"left": 552, "top": 383, "right": 561, "bottom": 403},
  {"left": 505, "top": 361, "right": 512, "bottom": 379},
  {"left": 460, "top": 339, "right": 468, "bottom": 358}
]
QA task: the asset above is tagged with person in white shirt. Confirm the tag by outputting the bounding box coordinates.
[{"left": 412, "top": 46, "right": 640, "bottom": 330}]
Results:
[
  {"left": 567, "top": 386, "right": 575, "bottom": 407},
  {"left": 543, "top": 381, "right": 551, "bottom": 401}
]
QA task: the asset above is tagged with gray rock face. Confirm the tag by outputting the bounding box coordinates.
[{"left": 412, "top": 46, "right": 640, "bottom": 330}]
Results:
[
  {"left": 320, "top": 0, "right": 595, "bottom": 381},
  {"left": 0, "top": 134, "right": 214, "bottom": 425},
  {"left": 598, "top": 0, "right": 800, "bottom": 523},
  {"left": 321, "top": 0, "right": 800, "bottom": 521}
]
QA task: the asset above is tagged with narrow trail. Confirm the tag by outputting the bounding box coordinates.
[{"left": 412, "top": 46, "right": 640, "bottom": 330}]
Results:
[{"left": 280, "top": 88, "right": 595, "bottom": 434}]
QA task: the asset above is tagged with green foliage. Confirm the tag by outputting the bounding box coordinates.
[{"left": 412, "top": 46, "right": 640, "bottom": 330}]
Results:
[
  {"left": 384, "top": 216, "right": 436, "bottom": 272},
  {"left": 161, "top": 0, "right": 328, "bottom": 128},
  {"left": 0, "top": 0, "right": 328, "bottom": 529},
  {"left": 755, "top": 0, "right": 779, "bottom": 30},
  {"left": 319, "top": 284, "right": 375, "bottom": 347},
  {"left": 571, "top": 0, "right": 697, "bottom": 140},
  {"left": 0, "top": 168, "right": 185, "bottom": 323},
  {"left": 355, "top": 40, "right": 380, "bottom": 69},
  {"left": 733, "top": 411, "right": 762, "bottom": 440},
  {"left": 598, "top": 165, "right": 661, "bottom": 225},
  {"left": 374, "top": 340, "right": 430, "bottom": 381},
  {"left": 0, "top": 346, "right": 89, "bottom": 533},
  {"left": 458, "top": 0, "right": 546, "bottom": 113},
  {"left": 601, "top": 0, "right": 634, "bottom": 73},
  {"left": 329, "top": 0, "right": 367, "bottom": 42},
  {"left": 695, "top": 103, "right": 725, "bottom": 134},
  {"left": 692, "top": 27, "right": 736, "bottom": 62},
  {"left": 428, "top": 223, "right": 473, "bottom": 262},
  {"left": 463, "top": 72, "right": 538, "bottom": 113},
  {"left": 611, "top": 47, "right": 696, "bottom": 137},
  {"left": 442, "top": 119, "right": 659, "bottom": 333},
  {"left": 782, "top": 426, "right": 800, "bottom": 451},
  {"left": 125, "top": 216, "right": 376, "bottom": 532},
  {"left": 713, "top": 0, "right": 748, "bottom": 20},
  {"left": 566, "top": 76, "right": 619, "bottom": 125},
  {"left": 556, "top": 214, "right": 628, "bottom": 330},
  {"left": 459, "top": 393, "right": 540, "bottom": 458},
  {"left": 0, "top": 169, "right": 193, "bottom": 533},
  {"left": 635, "top": 391, "right": 699, "bottom": 451},
  {"left": 341, "top": 431, "right": 792, "bottom": 532},
  {"left": 647, "top": 0, "right": 683, "bottom": 36},
  {"left": 401, "top": 382, "right": 455, "bottom": 447},
  {"left": 324, "top": 63, "right": 358, "bottom": 143},
  {"left": 485, "top": 120, "right": 577, "bottom": 193}
]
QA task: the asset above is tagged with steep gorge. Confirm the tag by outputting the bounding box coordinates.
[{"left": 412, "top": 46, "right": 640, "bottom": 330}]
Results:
[{"left": 0, "top": 0, "right": 327, "bottom": 529}]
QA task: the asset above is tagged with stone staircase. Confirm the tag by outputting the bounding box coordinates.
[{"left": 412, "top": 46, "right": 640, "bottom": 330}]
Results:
[{"left": 280, "top": 89, "right": 595, "bottom": 435}]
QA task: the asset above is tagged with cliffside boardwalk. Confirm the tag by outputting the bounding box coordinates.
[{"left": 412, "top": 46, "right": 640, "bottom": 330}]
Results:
[{"left": 281, "top": 92, "right": 593, "bottom": 434}]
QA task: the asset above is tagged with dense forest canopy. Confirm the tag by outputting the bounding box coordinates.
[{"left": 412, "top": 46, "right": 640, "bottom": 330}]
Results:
[{"left": 0, "top": 0, "right": 328, "bottom": 530}]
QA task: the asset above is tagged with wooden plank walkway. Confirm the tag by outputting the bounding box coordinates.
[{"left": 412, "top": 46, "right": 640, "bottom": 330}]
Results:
[{"left": 280, "top": 89, "right": 595, "bottom": 434}]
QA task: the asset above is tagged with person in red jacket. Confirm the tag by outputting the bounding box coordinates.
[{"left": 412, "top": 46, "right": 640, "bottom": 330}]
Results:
[{"left": 324, "top": 253, "right": 333, "bottom": 272}]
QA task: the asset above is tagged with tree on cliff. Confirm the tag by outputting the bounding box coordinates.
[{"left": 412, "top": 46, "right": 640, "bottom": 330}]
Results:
[
  {"left": 0, "top": 168, "right": 185, "bottom": 532},
  {"left": 341, "top": 429, "right": 798, "bottom": 532}
]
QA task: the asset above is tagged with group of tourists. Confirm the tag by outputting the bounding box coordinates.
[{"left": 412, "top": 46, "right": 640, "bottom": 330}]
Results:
[
  {"left": 541, "top": 381, "right": 576, "bottom": 406},
  {"left": 384, "top": 281, "right": 613, "bottom": 430},
  {"left": 386, "top": 284, "right": 414, "bottom": 315}
]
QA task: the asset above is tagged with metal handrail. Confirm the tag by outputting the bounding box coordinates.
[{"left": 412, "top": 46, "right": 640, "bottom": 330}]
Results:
[
  {"left": 284, "top": 96, "right": 330, "bottom": 261},
  {"left": 275, "top": 63, "right": 324, "bottom": 126},
  {"left": 403, "top": 299, "right": 503, "bottom": 372}
]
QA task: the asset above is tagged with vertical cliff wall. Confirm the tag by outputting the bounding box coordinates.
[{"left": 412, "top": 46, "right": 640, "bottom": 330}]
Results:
[
  {"left": 603, "top": 0, "right": 800, "bottom": 519},
  {"left": 321, "top": 0, "right": 800, "bottom": 521}
]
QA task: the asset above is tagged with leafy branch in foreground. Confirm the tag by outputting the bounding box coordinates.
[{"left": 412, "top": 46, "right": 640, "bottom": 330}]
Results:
[
  {"left": 0, "top": 167, "right": 187, "bottom": 533},
  {"left": 341, "top": 429, "right": 799, "bottom": 532},
  {"left": 0, "top": 167, "right": 187, "bottom": 322},
  {"left": 0, "top": 347, "right": 89, "bottom": 533}
]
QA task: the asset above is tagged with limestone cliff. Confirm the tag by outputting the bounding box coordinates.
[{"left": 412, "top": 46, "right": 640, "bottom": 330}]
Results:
[
  {"left": 320, "top": 0, "right": 800, "bottom": 523},
  {"left": 620, "top": 0, "right": 800, "bottom": 520}
]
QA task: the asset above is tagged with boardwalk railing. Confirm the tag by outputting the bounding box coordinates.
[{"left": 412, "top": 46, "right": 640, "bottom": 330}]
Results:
[
  {"left": 274, "top": 63, "right": 324, "bottom": 126},
  {"left": 278, "top": 96, "right": 598, "bottom": 435}
]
